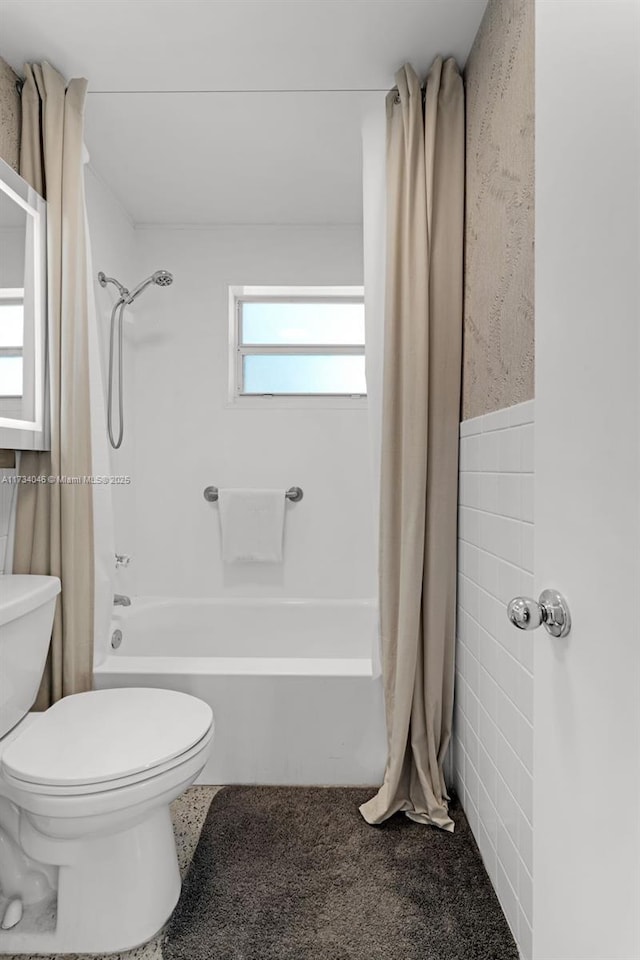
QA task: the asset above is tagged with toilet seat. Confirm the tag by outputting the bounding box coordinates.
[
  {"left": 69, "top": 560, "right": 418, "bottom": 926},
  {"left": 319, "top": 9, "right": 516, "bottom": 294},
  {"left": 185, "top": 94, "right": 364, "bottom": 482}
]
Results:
[
  {"left": 0, "top": 687, "right": 213, "bottom": 794},
  {"left": 1, "top": 725, "right": 214, "bottom": 798}
]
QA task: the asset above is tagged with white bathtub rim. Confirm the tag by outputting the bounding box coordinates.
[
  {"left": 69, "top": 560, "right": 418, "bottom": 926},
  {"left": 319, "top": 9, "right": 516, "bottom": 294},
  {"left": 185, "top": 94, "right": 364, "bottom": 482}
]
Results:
[{"left": 94, "top": 655, "right": 375, "bottom": 678}]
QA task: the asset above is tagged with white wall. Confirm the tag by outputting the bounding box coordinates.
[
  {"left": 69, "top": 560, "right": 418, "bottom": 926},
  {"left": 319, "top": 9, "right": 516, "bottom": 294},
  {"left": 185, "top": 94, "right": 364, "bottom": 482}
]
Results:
[
  {"left": 534, "top": 3, "right": 640, "bottom": 958},
  {"left": 453, "top": 399, "right": 535, "bottom": 959},
  {"left": 85, "top": 166, "right": 139, "bottom": 608},
  {"left": 85, "top": 166, "right": 140, "bottom": 662},
  {"left": 122, "top": 225, "right": 375, "bottom": 602},
  {"left": 361, "top": 98, "right": 386, "bottom": 558},
  {"left": 0, "top": 227, "right": 25, "bottom": 286}
]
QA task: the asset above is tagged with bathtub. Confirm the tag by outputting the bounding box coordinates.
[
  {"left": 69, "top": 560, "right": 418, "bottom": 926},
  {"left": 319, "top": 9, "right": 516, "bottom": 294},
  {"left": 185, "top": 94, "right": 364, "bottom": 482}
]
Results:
[{"left": 93, "top": 598, "right": 387, "bottom": 786}]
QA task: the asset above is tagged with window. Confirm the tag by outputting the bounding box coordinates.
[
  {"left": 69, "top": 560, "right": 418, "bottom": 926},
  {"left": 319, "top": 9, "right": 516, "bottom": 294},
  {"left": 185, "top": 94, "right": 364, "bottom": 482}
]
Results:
[
  {"left": 230, "top": 286, "right": 366, "bottom": 400},
  {"left": 0, "top": 289, "right": 24, "bottom": 399}
]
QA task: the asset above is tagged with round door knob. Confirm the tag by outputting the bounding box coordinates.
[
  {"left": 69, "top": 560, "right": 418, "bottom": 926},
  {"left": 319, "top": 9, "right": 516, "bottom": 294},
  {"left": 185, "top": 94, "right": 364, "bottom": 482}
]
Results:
[
  {"left": 507, "top": 596, "right": 543, "bottom": 631},
  {"left": 507, "top": 589, "right": 571, "bottom": 638}
]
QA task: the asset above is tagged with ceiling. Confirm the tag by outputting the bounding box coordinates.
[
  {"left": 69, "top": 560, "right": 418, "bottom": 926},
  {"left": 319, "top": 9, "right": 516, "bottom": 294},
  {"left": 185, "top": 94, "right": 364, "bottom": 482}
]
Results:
[{"left": 0, "top": 0, "right": 487, "bottom": 224}]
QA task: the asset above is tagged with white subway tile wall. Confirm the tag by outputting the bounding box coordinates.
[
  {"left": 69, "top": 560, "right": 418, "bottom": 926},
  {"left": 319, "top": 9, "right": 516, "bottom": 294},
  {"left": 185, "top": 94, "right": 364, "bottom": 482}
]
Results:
[
  {"left": 454, "top": 400, "right": 534, "bottom": 959},
  {"left": 0, "top": 467, "right": 17, "bottom": 573}
]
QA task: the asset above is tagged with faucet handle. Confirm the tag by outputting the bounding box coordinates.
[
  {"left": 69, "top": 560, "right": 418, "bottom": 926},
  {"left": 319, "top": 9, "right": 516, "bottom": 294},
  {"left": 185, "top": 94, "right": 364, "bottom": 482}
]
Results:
[{"left": 115, "top": 553, "right": 131, "bottom": 569}]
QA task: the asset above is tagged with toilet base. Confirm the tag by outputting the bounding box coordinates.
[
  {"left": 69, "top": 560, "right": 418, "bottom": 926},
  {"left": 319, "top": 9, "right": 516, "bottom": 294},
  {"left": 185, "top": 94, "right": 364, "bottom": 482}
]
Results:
[{"left": 0, "top": 804, "right": 181, "bottom": 955}]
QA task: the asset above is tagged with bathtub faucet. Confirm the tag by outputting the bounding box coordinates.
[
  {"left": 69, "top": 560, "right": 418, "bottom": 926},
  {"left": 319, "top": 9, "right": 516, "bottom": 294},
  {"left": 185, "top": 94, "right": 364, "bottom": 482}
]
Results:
[{"left": 114, "top": 594, "right": 131, "bottom": 607}]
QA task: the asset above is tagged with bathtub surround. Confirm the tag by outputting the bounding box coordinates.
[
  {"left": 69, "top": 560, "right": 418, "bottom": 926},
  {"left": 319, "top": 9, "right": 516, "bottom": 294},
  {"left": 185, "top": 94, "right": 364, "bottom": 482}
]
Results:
[
  {"left": 13, "top": 64, "right": 95, "bottom": 708},
  {"left": 165, "top": 786, "right": 518, "bottom": 960},
  {"left": 453, "top": 400, "right": 534, "bottom": 958},
  {"left": 462, "top": 0, "right": 534, "bottom": 420},
  {"left": 360, "top": 59, "right": 464, "bottom": 830},
  {"left": 121, "top": 223, "right": 373, "bottom": 608}
]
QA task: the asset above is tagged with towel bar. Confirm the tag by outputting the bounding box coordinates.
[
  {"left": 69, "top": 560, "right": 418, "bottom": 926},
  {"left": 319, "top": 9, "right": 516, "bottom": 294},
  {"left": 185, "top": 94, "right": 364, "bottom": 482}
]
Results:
[{"left": 203, "top": 485, "right": 303, "bottom": 503}]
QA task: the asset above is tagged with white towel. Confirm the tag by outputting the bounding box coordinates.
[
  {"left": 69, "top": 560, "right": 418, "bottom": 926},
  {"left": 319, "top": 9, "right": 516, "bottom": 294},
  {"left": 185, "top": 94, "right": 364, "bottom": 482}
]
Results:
[{"left": 218, "top": 489, "right": 285, "bottom": 563}]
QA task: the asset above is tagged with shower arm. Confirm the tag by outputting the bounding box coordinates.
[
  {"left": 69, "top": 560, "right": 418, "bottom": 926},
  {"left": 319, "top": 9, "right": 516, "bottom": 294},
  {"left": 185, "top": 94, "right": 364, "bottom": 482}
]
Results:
[{"left": 98, "top": 272, "right": 130, "bottom": 301}]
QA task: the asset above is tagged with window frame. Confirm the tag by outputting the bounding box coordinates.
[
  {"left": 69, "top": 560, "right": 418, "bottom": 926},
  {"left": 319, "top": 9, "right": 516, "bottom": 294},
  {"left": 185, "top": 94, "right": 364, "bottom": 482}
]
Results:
[
  {"left": 0, "top": 288, "right": 25, "bottom": 400},
  {"left": 228, "top": 285, "right": 367, "bottom": 408}
]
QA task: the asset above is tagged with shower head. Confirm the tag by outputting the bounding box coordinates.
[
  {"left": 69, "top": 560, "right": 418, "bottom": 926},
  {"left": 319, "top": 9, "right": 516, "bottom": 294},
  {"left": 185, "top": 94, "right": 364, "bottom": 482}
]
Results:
[
  {"left": 152, "top": 270, "right": 173, "bottom": 288},
  {"left": 127, "top": 269, "right": 174, "bottom": 303},
  {"left": 98, "top": 268, "right": 173, "bottom": 305}
]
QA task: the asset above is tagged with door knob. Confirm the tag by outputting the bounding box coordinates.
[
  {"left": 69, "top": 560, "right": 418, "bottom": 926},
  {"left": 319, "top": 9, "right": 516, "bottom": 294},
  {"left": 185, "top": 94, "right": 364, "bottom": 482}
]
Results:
[{"left": 507, "top": 589, "right": 571, "bottom": 638}]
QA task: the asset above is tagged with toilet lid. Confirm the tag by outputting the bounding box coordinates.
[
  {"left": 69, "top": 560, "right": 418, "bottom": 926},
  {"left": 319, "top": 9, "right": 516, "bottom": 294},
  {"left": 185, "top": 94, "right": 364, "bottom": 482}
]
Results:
[{"left": 1, "top": 688, "right": 213, "bottom": 787}]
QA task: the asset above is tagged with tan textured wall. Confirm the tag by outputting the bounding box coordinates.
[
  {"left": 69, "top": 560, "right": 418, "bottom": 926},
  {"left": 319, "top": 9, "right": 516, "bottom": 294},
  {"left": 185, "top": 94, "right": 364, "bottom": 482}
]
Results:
[
  {"left": 462, "top": 0, "right": 534, "bottom": 420},
  {"left": 0, "top": 57, "right": 20, "bottom": 172}
]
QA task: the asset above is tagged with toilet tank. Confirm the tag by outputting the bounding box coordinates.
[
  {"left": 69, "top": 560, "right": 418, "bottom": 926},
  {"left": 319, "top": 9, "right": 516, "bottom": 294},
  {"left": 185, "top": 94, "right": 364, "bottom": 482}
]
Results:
[{"left": 0, "top": 575, "right": 61, "bottom": 738}]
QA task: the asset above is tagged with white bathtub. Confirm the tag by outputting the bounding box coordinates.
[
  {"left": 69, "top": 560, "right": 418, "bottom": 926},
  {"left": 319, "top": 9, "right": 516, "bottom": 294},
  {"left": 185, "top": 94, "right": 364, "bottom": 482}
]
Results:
[{"left": 94, "top": 598, "right": 387, "bottom": 786}]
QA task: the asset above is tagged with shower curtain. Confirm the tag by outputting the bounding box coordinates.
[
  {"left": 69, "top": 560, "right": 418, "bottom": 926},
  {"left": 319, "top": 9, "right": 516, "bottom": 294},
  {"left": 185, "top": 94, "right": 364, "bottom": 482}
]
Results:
[
  {"left": 360, "top": 58, "right": 464, "bottom": 830},
  {"left": 13, "top": 62, "right": 95, "bottom": 708}
]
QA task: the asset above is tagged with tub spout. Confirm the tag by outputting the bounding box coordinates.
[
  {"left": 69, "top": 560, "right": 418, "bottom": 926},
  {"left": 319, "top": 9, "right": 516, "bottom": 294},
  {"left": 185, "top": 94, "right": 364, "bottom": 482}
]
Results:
[{"left": 114, "top": 594, "right": 131, "bottom": 607}]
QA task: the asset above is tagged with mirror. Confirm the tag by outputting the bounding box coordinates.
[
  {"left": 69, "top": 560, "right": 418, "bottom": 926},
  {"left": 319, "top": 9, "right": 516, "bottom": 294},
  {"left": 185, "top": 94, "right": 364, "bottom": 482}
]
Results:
[{"left": 0, "top": 156, "right": 48, "bottom": 450}]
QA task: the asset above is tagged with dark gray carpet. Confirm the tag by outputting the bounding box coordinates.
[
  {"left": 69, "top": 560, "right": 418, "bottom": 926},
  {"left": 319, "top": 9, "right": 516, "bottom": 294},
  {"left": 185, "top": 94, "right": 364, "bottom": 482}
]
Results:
[{"left": 164, "top": 786, "right": 519, "bottom": 960}]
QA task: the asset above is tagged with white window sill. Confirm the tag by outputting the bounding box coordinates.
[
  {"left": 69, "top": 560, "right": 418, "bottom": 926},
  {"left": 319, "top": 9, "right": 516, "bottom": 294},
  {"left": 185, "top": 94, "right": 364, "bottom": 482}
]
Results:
[{"left": 225, "top": 395, "right": 368, "bottom": 411}]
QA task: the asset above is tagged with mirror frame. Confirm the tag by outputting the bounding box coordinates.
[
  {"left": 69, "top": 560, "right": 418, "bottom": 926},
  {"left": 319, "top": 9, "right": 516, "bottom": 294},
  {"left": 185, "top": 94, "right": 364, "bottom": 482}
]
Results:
[{"left": 0, "top": 156, "right": 49, "bottom": 451}]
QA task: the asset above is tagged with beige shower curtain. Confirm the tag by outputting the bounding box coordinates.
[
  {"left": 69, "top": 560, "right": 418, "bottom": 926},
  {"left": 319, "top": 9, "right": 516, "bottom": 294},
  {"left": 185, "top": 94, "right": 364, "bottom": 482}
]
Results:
[
  {"left": 360, "top": 58, "right": 464, "bottom": 830},
  {"left": 13, "top": 63, "right": 94, "bottom": 708}
]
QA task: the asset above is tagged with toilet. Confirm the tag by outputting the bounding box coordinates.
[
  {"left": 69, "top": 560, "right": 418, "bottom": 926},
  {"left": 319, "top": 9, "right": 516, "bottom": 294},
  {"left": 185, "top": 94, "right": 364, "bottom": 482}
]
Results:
[{"left": 0, "top": 575, "right": 214, "bottom": 955}]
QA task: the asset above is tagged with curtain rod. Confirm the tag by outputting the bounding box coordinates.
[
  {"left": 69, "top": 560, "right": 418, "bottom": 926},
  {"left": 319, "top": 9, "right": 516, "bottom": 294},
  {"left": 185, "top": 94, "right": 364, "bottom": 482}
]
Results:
[
  {"left": 85, "top": 87, "right": 390, "bottom": 95},
  {"left": 14, "top": 77, "right": 391, "bottom": 96},
  {"left": 14, "top": 81, "right": 405, "bottom": 97},
  {"left": 14, "top": 77, "right": 389, "bottom": 95}
]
